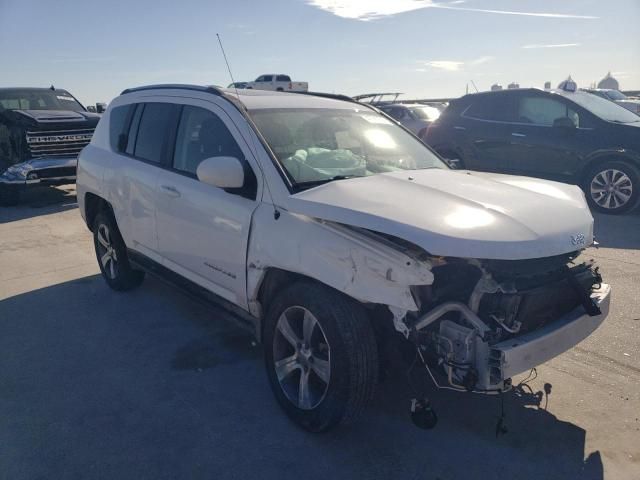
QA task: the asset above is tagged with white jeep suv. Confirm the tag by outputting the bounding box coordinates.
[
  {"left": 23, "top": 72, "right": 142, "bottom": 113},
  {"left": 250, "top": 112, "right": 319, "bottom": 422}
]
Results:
[{"left": 77, "top": 85, "right": 610, "bottom": 432}]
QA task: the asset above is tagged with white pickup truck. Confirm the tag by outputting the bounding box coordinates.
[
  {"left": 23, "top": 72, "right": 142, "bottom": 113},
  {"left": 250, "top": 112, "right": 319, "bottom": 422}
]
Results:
[{"left": 245, "top": 74, "right": 308, "bottom": 92}]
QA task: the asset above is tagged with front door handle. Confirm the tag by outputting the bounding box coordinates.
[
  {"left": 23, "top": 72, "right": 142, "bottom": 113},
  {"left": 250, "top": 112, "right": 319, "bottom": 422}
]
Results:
[
  {"left": 511, "top": 132, "right": 526, "bottom": 137},
  {"left": 160, "top": 185, "right": 181, "bottom": 198}
]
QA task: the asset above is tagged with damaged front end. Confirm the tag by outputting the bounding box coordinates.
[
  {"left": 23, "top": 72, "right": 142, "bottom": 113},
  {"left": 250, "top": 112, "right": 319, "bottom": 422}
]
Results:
[
  {"left": 248, "top": 209, "right": 609, "bottom": 396},
  {"left": 404, "top": 253, "right": 610, "bottom": 393}
]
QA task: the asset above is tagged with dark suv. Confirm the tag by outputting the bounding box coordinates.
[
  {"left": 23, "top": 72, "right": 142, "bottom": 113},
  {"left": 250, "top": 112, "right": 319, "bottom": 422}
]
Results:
[
  {"left": 0, "top": 87, "right": 99, "bottom": 205},
  {"left": 425, "top": 88, "right": 640, "bottom": 214}
]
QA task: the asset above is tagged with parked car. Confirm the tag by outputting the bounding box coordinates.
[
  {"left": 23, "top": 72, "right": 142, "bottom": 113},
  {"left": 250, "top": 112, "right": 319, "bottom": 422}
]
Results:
[
  {"left": 378, "top": 103, "right": 441, "bottom": 139},
  {"left": 245, "top": 74, "right": 308, "bottom": 92},
  {"left": 227, "top": 82, "right": 249, "bottom": 89},
  {"left": 582, "top": 88, "right": 640, "bottom": 115},
  {"left": 77, "top": 84, "right": 610, "bottom": 432},
  {"left": 425, "top": 87, "right": 640, "bottom": 214},
  {"left": 0, "top": 87, "right": 99, "bottom": 205}
]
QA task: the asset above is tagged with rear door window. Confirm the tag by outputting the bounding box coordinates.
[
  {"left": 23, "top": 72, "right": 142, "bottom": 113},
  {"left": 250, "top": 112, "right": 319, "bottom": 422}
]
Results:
[
  {"left": 276, "top": 75, "right": 291, "bottom": 82},
  {"left": 465, "top": 95, "right": 515, "bottom": 122},
  {"left": 517, "top": 96, "right": 580, "bottom": 127},
  {"left": 262, "top": 75, "right": 273, "bottom": 82},
  {"left": 134, "top": 103, "right": 177, "bottom": 163}
]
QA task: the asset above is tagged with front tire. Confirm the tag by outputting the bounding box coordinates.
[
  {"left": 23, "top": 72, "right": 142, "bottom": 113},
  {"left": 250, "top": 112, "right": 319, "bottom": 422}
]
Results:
[
  {"left": 264, "top": 282, "right": 378, "bottom": 432},
  {"left": 93, "top": 211, "right": 145, "bottom": 291},
  {"left": 584, "top": 160, "right": 639, "bottom": 214}
]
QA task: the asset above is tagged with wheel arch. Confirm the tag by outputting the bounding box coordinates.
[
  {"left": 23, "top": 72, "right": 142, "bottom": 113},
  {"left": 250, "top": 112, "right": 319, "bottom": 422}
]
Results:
[
  {"left": 255, "top": 268, "right": 328, "bottom": 339},
  {"left": 84, "top": 192, "right": 114, "bottom": 232},
  {"left": 580, "top": 150, "right": 640, "bottom": 185}
]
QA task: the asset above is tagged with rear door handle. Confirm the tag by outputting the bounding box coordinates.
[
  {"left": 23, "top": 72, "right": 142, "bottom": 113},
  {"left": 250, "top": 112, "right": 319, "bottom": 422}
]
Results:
[
  {"left": 511, "top": 132, "right": 526, "bottom": 137},
  {"left": 160, "top": 185, "right": 181, "bottom": 198}
]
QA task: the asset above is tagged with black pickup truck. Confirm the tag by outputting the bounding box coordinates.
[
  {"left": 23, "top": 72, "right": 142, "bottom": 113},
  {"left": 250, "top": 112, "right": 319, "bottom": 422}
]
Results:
[{"left": 0, "top": 87, "right": 100, "bottom": 205}]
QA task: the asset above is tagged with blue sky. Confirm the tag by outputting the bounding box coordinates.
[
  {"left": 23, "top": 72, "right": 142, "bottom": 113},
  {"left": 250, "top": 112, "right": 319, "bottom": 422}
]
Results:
[{"left": 1, "top": 0, "right": 638, "bottom": 106}]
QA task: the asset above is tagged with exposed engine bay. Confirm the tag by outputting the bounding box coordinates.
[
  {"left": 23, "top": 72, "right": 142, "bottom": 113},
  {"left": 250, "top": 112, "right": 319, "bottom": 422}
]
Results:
[{"left": 401, "top": 251, "right": 605, "bottom": 393}]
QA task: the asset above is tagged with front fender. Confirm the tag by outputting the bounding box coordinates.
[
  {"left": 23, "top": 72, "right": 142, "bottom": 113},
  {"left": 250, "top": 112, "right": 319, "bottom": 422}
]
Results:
[{"left": 246, "top": 205, "right": 434, "bottom": 316}]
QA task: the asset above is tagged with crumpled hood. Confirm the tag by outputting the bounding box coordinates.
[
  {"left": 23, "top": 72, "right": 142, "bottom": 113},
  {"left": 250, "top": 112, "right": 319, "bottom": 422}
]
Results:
[
  {"left": 284, "top": 169, "right": 594, "bottom": 260},
  {"left": 15, "top": 109, "right": 99, "bottom": 122}
]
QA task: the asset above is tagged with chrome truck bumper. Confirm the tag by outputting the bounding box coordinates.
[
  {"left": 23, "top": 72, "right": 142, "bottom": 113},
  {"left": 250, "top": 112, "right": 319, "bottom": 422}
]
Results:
[
  {"left": 0, "top": 157, "right": 77, "bottom": 186},
  {"left": 490, "top": 283, "right": 611, "bottom": 381}
]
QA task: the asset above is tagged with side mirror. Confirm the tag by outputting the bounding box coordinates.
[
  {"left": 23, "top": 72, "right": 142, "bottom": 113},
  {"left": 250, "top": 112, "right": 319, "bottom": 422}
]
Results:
[
  {"left": 552, "top": 117, "right": 576, "bottom": 129},
  {"left": 196, "top": 156, "right": 245, "bottom": 189}
]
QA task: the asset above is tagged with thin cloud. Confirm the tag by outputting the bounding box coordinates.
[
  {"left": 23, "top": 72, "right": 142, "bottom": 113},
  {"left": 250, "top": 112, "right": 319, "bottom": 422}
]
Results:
[
  {"left": 470, "top": 56, "right": 494, "bottom": 65},
  {"left": 522, "top": 43, "right": 581, "bottom": 49},
  {"left": 423, "top": 61, "right": 465, "bottom": 71},
  {"left": 433, "top": 5, "right": 598, "bottom": 19},
  {"left": 419, "top": 56, "right": 493, "bottom": 72},
  {"left": 305, "top": 0, "right": 433, "bottom": 21},
  {"left": 305, "top": 0, "right": 598, "bottom": 21}
]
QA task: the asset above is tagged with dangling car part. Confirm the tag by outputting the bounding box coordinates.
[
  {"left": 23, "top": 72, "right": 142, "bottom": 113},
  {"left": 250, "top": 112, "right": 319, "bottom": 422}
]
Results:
[{"left": 405, "top": 253, "right": 609, "bottom": 393}]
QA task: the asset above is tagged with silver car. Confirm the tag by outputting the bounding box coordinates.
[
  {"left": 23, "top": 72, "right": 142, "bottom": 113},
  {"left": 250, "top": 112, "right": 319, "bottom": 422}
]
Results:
[
  {"left": 379, "top": 103, "right": 442, "bottom": 139},
  {"left": 583, "top": 89, "right": 640, "bottom": 115}
]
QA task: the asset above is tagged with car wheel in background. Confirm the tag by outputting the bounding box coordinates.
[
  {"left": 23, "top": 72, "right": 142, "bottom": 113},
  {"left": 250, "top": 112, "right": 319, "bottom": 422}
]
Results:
[
  {"left": 584, "top": 160, "right": 639, "bottom": 214},
  {"left": 263, "top": 282, "right": 378, "bottom": 432},
  {"left": 93, "top": 211, "right": 145, "bottom": 291}
]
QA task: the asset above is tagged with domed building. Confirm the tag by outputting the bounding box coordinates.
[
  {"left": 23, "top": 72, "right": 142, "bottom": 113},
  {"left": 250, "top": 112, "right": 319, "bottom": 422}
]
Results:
[{"left": 597, "top": 72, "right": 619, "bottom": 90}]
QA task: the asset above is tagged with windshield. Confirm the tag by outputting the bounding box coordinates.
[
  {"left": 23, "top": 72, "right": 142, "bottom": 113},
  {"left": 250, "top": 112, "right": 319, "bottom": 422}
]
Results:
[
  {"left": 605, "top": 90, "right": 627, "bottom": 101},
  {"left": 250, "top": 107, "right": 447, "bottom": 188},
  {"left": 0, "top": 89, "right": 85, "bottom": 112},
  {"left": 410, "top": 106, "right": 441, "bottom": 121},
  {"left": 567, "top": 92, "right": 639, "bottom": 123}
]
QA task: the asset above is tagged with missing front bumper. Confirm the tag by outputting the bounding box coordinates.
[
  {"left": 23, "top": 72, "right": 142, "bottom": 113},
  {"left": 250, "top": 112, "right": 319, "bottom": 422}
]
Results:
[{"left": 489, "top": 283, "right": 611, "bottom": 382}]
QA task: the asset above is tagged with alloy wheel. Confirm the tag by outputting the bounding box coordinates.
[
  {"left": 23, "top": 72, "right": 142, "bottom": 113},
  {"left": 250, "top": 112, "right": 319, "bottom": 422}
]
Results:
[
  {"left": 590, "top": 168, "right": 633, "bottom": 210},
  {"left": 96, "top": 223, "right": 118, "bottom": 279},
  {"left": 273, "top": 306, "right": 331, "bottom": 410}
]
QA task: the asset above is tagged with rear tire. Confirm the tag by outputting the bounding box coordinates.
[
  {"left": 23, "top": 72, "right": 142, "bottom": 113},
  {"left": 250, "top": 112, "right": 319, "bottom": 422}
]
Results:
[
  {"left": 263, "top": 282, "right": 378, "bottom": 432},
  {"left": 583, "top": 160, "right": 639, "bottom": 214},
  {"left": 93, "top": 211, "right": 145, "bottom": 291}
]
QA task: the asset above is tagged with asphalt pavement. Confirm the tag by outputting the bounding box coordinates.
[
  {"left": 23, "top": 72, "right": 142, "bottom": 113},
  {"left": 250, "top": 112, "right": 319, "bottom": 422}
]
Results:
[{"left": 1, "top": 186, "right": 639, "bottom": 480}]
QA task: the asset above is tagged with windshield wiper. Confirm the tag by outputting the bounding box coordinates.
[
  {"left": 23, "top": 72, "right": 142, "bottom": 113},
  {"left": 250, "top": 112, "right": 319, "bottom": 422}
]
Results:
[{"left": 293, "top": 175, "right": 360, "bottom": 191}]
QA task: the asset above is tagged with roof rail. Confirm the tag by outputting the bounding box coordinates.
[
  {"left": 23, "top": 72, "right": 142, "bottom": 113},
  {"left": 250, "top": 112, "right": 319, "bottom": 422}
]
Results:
[
  {"left": 120, "top": 84, "right": 224, "bottom": 96},
  {"left": 290, "top": 91, "right": 358, "bottom": 104},
  {"left": 353, "top": 92, "right": 403, "bottom": 104}
]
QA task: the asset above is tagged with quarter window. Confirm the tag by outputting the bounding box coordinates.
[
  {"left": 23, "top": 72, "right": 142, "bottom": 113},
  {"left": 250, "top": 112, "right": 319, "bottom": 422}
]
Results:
[
  {"left": 173, "top": 106, "right": 244, "bottom": 175},
  {"left": 109, "top": 105, "right": 132, "bottom": 152},
  {"left": 517, "top": 97, "right": 580, "bottom": 127},
  {"left": 134, "top": 103, "right": 176, "bottom": 163}
]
